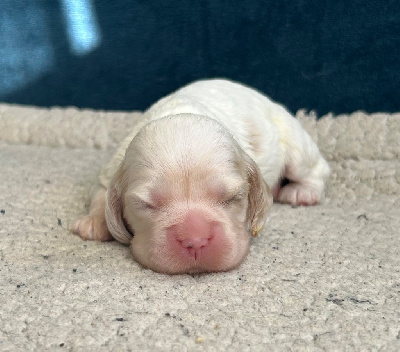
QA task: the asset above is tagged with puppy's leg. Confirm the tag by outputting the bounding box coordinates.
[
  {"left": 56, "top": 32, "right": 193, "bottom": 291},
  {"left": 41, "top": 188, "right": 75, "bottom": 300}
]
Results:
[
  {"left": 72, "top": 186, "right": 113, "bottom": 241},
  {"left": 276, "top": 122, "right": 330, "bottom": 206}
]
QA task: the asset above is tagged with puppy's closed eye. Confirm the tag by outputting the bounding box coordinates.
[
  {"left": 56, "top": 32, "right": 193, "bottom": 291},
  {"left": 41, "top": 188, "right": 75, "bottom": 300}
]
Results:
[
  {"left": 219, "top": 191, "right": 246, "bottom": 207},
  {"left": 128, "top": 194, "right": 158, "bottom": 212},
  {"left": 209, "top": 179, "right": 247, "bottom": 206},
  {"left": 137, "top": 200, "right": 157, "bottom": 211}
]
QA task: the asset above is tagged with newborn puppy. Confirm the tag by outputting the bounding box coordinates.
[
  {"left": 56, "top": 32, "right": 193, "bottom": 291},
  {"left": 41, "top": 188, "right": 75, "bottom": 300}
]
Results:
[{"left": 72, "top": 79, "right": 330, "bottom": 274}]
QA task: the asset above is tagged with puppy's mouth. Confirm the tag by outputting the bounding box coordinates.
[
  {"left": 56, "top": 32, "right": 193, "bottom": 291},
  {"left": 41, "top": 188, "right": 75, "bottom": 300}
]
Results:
[
  {"left": 164, "top": 251, "right": 246, "bottom": 274},
  {"left": 144, "top": 233, "right": 243, "bottom": 275},
  {"left": 137, "top": 242, "right": 246, "bottom": 274},
  {"left": 153, "top": 257, "right": 237, "bottom": 275}
]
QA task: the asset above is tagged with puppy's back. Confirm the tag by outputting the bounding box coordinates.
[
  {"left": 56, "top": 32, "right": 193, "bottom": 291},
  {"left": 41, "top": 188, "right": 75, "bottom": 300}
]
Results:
[{"left": 100, "top": 79, "right": 287, "bottom": 189}]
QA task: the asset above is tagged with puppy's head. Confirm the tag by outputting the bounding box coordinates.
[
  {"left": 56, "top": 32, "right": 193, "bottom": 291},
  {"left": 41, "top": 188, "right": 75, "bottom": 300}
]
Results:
[{"left": 105, "top": 114, "right": 272, "bottom": 274}]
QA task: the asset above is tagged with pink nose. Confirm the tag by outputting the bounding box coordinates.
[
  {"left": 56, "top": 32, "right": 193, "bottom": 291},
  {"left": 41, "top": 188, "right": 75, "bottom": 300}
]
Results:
[
  {"left": 180, "top": 237, "right": 210, "bottom": 258},
  {"left": 170, "top": 211, "right": 213, "bottom": 259}
]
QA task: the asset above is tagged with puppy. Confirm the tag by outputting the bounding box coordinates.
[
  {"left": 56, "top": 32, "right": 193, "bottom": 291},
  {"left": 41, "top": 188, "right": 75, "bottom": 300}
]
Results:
[{"left": 72, "top": 79, "right": 330, "bottom": 274}]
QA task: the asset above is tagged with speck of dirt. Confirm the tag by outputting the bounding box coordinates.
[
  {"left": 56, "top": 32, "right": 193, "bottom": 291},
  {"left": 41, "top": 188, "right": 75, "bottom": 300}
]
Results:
[
  {"left": 179, "top": 324, "right": 190, "bottom": 336},
  {"left": 326, "top": 294, "right": 344, "bottom": 305},
  {"left": 348, "top": 297, "right": 372, "bottom": 304}
]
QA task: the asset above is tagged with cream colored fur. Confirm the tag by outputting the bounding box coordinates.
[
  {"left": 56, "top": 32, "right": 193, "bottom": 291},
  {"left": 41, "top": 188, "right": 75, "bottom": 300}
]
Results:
[{"left": 73, "top": 79, "right": 330, "bottom": 274}]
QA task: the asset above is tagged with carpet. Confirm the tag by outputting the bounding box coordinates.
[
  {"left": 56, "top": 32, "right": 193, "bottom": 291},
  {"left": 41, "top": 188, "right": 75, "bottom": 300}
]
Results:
[{"left": 0, "top": 104, "right": 399, "bottom": 351}]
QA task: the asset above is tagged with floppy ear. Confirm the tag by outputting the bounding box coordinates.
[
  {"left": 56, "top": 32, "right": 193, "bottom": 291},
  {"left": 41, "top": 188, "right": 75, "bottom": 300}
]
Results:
[
  {"left": 105, "top": 163, "right": 133, "bottom": 244},
  {"left": 245, "top": 154, "right": 273, "bottom": 237}
]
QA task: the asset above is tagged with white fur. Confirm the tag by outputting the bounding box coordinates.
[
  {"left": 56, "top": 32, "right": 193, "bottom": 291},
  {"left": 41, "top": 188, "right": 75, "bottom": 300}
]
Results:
[{"left": 72, "top": 79, "right": 330, "bottom": 274}]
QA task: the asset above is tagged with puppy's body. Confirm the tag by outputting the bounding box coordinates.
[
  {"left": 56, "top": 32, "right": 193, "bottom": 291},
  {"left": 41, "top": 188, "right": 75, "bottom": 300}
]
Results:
[
  {"left": 100, "top": 80, "right": 302, "bottom": 191},
  {"left": 73, "top": 79, "right": 330, "bottom": 274}
]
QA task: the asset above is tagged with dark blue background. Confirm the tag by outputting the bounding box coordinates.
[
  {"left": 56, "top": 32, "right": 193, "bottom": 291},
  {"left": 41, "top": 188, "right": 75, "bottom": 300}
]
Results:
[{"left": 1, "top": 0, "right": 399, "bottom": 115}]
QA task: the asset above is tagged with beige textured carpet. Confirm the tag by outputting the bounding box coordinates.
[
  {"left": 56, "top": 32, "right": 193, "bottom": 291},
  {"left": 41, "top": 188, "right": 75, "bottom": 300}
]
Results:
[{"left": 0, "top": 104, "right": 399, "bottom": 351}]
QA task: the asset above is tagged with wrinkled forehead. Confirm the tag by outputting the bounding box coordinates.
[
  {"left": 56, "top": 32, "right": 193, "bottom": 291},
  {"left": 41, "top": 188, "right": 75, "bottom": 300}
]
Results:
[
  {"left": 125, "top": 115, "right": 246, "bottom": 180},
  {"left": 124, "top": 119, "right": 248, "bottom": 202}
]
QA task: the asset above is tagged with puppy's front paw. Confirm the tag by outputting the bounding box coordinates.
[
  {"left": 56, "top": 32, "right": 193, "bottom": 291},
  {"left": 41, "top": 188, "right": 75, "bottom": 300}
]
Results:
[
  {"left": 72, "top": 215, "right": 113, "bottom": 241},
  {"left": 276, "top": 182, "right": 321, "bottom": 206}
]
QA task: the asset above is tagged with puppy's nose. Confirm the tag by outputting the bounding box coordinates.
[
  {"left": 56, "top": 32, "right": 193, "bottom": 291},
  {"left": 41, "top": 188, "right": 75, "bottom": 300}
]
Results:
[
  {"left": 180, "top": 237, "right": 210, "bottom": 258},
  {"left": 170, "top": 210, "right": 214, "bottom": 259}
]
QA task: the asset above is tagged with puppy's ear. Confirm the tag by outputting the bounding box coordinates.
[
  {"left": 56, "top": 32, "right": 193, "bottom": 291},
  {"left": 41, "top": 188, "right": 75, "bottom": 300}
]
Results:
[
  {"left": 105, "top": 163, "right": 133, "bottom": 244},
  {"left": 245, "top": 154, "right": 273, "bottom": 237}
]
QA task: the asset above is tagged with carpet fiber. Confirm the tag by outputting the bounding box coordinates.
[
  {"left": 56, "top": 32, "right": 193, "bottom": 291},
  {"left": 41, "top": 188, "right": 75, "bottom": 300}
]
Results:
[{"left": 0, "top": 104, "right": 399, "bottom": 351}]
